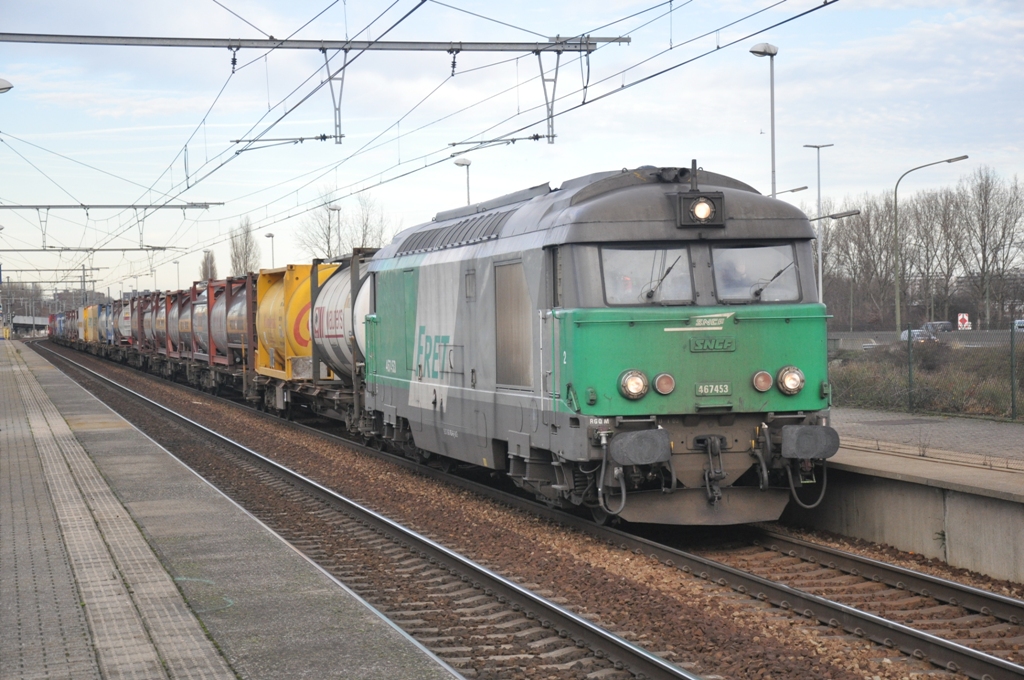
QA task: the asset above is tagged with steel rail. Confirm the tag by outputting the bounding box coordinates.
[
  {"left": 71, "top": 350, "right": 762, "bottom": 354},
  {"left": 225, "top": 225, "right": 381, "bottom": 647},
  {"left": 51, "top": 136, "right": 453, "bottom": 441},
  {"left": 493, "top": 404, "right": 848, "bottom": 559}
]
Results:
[
  {"left": 33, "top": 343, "right": 702, "bottom": 680},
  {"left": 36, "top": 341, "right": 1024, "bottom": 679},
  {"left": 754, "top": 530, "right": 1024, "bottom": 626}
]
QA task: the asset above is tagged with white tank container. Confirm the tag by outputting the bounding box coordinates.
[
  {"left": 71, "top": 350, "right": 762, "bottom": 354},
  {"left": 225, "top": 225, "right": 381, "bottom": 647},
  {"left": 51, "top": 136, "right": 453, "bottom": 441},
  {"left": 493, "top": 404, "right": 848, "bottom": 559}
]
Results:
[
  {"left": 117, "top": 303, "right": 132, "bottom": 341},
  {"left": 99, "top": 305, "right": 111, "bottom": 344},
  {"left": 192, "top": 289, "right": 209, "bottom": 352},
  {"left": 310, "top": 265, "right": 371, "bottom": 379},
  {"left": 143, "top": 302, "right": 155, "bottom": 342},
  {"left": 179, "top": 297, "right": 193, "bottom": 350},
  {"left": 154, "top": 298, "right": 167, "bottom": 347},
  {"left": 168, "top": 301, "right": 180, "bottom": 349},
  {"left": 211, "top": 287, "right": 248, "bottom": 353}
]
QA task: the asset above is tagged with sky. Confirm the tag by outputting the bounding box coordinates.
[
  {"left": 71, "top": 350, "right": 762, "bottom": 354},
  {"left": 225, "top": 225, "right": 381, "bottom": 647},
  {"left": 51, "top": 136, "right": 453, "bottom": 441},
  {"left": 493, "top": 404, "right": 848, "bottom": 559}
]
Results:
[{"left": 0, "top": 0, "right": 1022, "bottom": 297}]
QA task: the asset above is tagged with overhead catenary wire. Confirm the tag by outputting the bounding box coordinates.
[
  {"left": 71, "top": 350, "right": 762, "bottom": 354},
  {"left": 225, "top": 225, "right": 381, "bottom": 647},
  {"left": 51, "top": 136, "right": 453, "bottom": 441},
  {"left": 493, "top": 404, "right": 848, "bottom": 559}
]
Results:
[
  {"left": 427, "top": 1, "right": 548, "bottom": 39},
  {"left": 185, "top": 0, "right": 836, "bottom": 245},
  {"left": 26, "top": 0, "right": 357, "bottom": 280},
  {"left": 210, "top": 0, "right": 272, "bottom": 38},
  {"left": 184, "top": 0, "right": 703, "bottom": 221},
  {"left": 52, "top": 0, "right": 423, "bottom": 277},
  {"left": 31, "top": 0, "right": 830, "bottom": 293},
  {"left": 14, "top": 0, "right": 635, "bottom": 270},
  {"left": 108, "top": 0, "right": 769, "bottom": 275},
  {"left": 161, "top": 0, "right": 767, "bottom": 233}
]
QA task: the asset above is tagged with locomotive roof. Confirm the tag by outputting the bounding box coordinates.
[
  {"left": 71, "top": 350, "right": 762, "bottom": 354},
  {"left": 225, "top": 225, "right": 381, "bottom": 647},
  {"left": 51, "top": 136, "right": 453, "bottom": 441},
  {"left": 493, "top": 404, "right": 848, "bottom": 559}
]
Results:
[{"left": 381, "top": 165, "right": 813, "bottom": 258}]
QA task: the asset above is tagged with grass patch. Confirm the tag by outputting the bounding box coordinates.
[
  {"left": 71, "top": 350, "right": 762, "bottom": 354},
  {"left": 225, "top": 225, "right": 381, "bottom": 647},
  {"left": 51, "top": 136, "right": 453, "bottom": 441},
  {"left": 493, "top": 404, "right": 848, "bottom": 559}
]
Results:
[{"left": 830, "top": 344, "right": 1024, "bottom": 418}]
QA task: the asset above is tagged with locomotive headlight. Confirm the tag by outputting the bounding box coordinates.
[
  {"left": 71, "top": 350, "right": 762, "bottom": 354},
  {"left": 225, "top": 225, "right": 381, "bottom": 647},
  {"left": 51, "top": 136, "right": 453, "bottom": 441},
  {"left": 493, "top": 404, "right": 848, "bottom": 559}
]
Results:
[
  {"left": 752, "top": 370, "right": 773, "bottom": 392},
  {"left": 690, "top": 197, "right": 716, "bottom": 222},
  {"left": 776, "top": 366, "right": 805, "bottom": 395},
  {"left": 619, "top": 370, "right": 649, "bottom": 399},
  {"left": 653, "top": 373, "right": 676, "bottom": 395}
]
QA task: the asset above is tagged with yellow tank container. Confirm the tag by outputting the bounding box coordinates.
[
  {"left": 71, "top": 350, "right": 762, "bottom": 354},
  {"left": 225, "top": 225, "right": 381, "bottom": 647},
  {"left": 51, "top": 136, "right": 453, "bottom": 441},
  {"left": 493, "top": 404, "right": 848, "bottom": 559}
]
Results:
[
  {"left": 255, "top": 264, "right": 337, "bottom": 380},
  {"left": 84, "top": 305, "right": 99, "bottom": 344}
]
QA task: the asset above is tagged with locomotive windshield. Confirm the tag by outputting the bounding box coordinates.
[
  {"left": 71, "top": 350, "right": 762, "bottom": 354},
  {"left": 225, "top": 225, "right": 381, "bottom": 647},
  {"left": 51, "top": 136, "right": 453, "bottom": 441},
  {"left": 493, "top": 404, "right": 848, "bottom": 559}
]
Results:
[
  {"left": 712, "top": 244, "right": 799, "bottom": 302},
  {"left": 601, "top": 246, "right": 693, "bottom": 305}
]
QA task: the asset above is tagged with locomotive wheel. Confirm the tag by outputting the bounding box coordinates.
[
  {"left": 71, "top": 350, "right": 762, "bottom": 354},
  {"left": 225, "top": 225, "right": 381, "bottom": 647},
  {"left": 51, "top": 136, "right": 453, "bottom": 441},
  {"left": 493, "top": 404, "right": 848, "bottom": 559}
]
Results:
[{"left": 590, "top": 505, "right": 611, "bottom": 526}]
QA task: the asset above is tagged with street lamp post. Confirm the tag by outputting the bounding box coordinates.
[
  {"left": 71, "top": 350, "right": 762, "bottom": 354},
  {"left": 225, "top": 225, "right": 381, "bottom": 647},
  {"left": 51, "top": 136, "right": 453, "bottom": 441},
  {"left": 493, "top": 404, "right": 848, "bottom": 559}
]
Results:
[
  {"left": 454, "top": 157, "right": 472, "bottom": 205},
  {"left": 265, "top": 233, "right": 275, "bottom": 268},
  {"left": 0, "top": 87, "right": 7, "bottom": 328},
  {"left": 750, "top": 43, "right": 779, "bottom": 197},
  {"left": 804, "top": 143, "right": 834, "bottom": 302},
  {"left": 172, "top": 260, "right": 180, "bottom": 289},
  {"left": 893, "top": 155, "right": 968, "bottom": 332},
  {"left": 328, "top": 206, "right": 343, "bottom": 257}
]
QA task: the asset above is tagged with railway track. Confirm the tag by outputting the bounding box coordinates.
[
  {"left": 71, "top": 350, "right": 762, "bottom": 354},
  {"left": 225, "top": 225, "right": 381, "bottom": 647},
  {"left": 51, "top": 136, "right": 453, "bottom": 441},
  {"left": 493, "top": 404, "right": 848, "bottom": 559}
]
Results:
[
  {"left": 701, "top": 531, "right": 1024, "bottom": 668},
  {"left": 34, "top": 342, "right": 700, "bottom": 680},
  {"left": 35, "top": 341, "right": 1024, "bottom": 680}
]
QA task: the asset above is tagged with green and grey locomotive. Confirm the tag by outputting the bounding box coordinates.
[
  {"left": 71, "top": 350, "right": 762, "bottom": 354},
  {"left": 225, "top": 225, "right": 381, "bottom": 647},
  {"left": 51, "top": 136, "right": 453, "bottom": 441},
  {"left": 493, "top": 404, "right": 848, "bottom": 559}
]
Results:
[{"left": 316, "top": 163, "right": 839, "bottom": 525}]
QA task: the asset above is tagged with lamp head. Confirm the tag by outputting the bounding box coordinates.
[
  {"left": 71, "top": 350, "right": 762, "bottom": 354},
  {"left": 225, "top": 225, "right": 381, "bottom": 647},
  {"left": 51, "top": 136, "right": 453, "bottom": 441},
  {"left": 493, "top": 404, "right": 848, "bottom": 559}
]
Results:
[
  {"left": 946, "top": 155, "right": 968, "bottom": 163},
  {"left": 265, "top": 233, "right": 274, "bottom": 238},
  {"left": 454, "top": 157, "right": 471, "bottom": 167},
  {"left": 0, "top": 78, "right": 12, "bottom": 94},
  {"left": 750, "top": 43, "right": 778, "bottom": 57}
]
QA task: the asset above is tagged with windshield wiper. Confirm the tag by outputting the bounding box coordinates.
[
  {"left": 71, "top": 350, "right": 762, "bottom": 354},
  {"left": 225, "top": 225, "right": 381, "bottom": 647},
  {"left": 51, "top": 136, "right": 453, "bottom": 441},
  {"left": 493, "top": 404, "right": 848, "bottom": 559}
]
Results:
[
  {"left": 645, "top": 256, "right": 682, "bottom": 300},
  {"left": 752, "top": 261, "right": 795, "bottom": 299}
]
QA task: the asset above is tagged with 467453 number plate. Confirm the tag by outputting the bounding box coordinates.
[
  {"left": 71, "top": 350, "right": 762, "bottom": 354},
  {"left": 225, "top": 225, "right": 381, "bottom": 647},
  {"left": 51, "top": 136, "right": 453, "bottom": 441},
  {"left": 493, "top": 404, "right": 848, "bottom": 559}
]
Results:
[{"left": 695, "top": 382, "right": 731, "bottom": 396}]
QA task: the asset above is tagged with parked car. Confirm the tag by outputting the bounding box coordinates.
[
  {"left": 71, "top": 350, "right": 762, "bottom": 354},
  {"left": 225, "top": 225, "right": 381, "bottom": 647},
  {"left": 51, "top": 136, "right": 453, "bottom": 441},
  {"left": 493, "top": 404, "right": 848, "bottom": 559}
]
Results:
[
  {"left": 1014, "top": 319, "right": 1024, "bottom": 330},
  {"left": 900, "top": 329, "right": 938, "bottom": 343},
  {"left": 921, "top": 321, "right": 954, "bottom": 333}
]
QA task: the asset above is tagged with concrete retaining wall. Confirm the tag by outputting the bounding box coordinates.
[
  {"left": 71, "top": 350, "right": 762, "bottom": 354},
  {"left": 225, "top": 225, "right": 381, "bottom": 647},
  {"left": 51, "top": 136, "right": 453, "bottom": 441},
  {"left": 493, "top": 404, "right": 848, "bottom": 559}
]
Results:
[{"left": 783, "top": 468, "right": 1024, "bottom": 583}]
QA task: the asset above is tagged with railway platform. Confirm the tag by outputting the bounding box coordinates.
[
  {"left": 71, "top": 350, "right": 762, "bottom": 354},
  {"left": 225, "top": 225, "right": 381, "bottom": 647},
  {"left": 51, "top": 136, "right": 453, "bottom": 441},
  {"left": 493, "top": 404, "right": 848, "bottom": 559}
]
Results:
[
  {"left": 786, "top": 406, "right": 1024, "bottom": 583},
  {"left": 0, "top": 339, "right": 459, "bottom": 680}
]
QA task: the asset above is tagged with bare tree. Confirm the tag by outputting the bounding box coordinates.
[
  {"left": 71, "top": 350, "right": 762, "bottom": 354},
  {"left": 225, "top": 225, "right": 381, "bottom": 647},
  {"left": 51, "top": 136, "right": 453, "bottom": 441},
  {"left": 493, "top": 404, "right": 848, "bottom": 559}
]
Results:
[
  {"left": 830, "top": 193, "right": 897, "bottom": 328},
  {"left": 920, "top": 188, "right": 962, "bottom": 322},
  {"left": 297, "top": 189, "right": 342, "bottom": 259},
  {"left": 297, "top": 190, "right": 394, "bottom": 260},
  {"left": 822, "top": 168, "right": 1023, "bottom": 331},
  {"left": 955, "top": 167, "right": 1022, "bottom": 329},
  {"left": 230, "top": 217, "right": 261, "bottom": 275},
  {"left": 338, "top": 194, "right": 392, "bottom": 253},
  {"left": 199, "top": 250, "right": 218, "bottom": 280}
]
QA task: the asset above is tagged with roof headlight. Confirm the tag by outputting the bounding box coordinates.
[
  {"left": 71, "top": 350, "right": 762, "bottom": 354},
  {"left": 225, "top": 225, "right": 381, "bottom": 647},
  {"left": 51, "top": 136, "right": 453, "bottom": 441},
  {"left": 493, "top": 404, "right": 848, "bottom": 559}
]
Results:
[
  {"left": 752, "top": 370, "right": 773, "bottom": 392},
  {"left": 619, "top": 370, "right": 649, "bottom": 399},
  {"left": 776, "top": 366, "right": 805, "bottom": 395},
  {"left": 653, "top": 373, "right": 676, "bottom": 395},
  {"left": 690, "top": 197, "right": 716, "bottom": 223}
]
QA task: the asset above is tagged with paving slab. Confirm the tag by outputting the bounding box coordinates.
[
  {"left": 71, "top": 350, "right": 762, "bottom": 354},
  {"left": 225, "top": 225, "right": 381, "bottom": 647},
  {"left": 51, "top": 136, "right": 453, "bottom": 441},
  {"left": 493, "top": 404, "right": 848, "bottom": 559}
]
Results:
[
  {"left": 7, "top": 340, "right": 461, "bottom": 680},
  {"left": 829, "top": 407, "right": 1024, "bottom": 504},
  {"left": 832, "top": 406, "right": 1024, "bottom": 462}
]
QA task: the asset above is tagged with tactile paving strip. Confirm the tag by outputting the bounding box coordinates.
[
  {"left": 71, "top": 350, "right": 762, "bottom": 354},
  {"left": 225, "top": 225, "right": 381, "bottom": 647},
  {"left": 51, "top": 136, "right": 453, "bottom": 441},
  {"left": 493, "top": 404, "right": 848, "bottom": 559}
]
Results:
[
  {"left": 1, "top": 342, "right": 101, "bottom": 680},
  {"left": 6, "top": 343, "right": 235, "bottom": 680}
]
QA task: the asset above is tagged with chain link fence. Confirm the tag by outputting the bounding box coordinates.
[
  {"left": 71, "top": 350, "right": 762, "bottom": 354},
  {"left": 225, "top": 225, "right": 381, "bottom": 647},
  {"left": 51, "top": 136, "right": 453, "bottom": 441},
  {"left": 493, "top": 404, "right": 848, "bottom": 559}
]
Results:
[{"left": 828, "top": 327, "right": 1024, "bottom": 420}]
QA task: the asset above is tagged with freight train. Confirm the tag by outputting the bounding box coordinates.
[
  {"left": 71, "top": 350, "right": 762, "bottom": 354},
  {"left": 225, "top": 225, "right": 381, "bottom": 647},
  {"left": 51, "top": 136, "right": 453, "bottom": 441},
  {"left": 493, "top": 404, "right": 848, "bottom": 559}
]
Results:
[{"left": 50, "top": 163, "right": 839, "bottom": 525}]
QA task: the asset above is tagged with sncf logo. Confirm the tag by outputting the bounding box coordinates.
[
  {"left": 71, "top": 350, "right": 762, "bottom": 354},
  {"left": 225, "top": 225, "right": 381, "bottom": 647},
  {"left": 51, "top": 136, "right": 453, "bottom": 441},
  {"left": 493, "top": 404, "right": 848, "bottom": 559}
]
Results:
[
  {"left": 694, "top": 316, "right": 726, "bottom": 327},
  {"left": 690, "top": 336, "right": 735, "bottom": 352}
]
